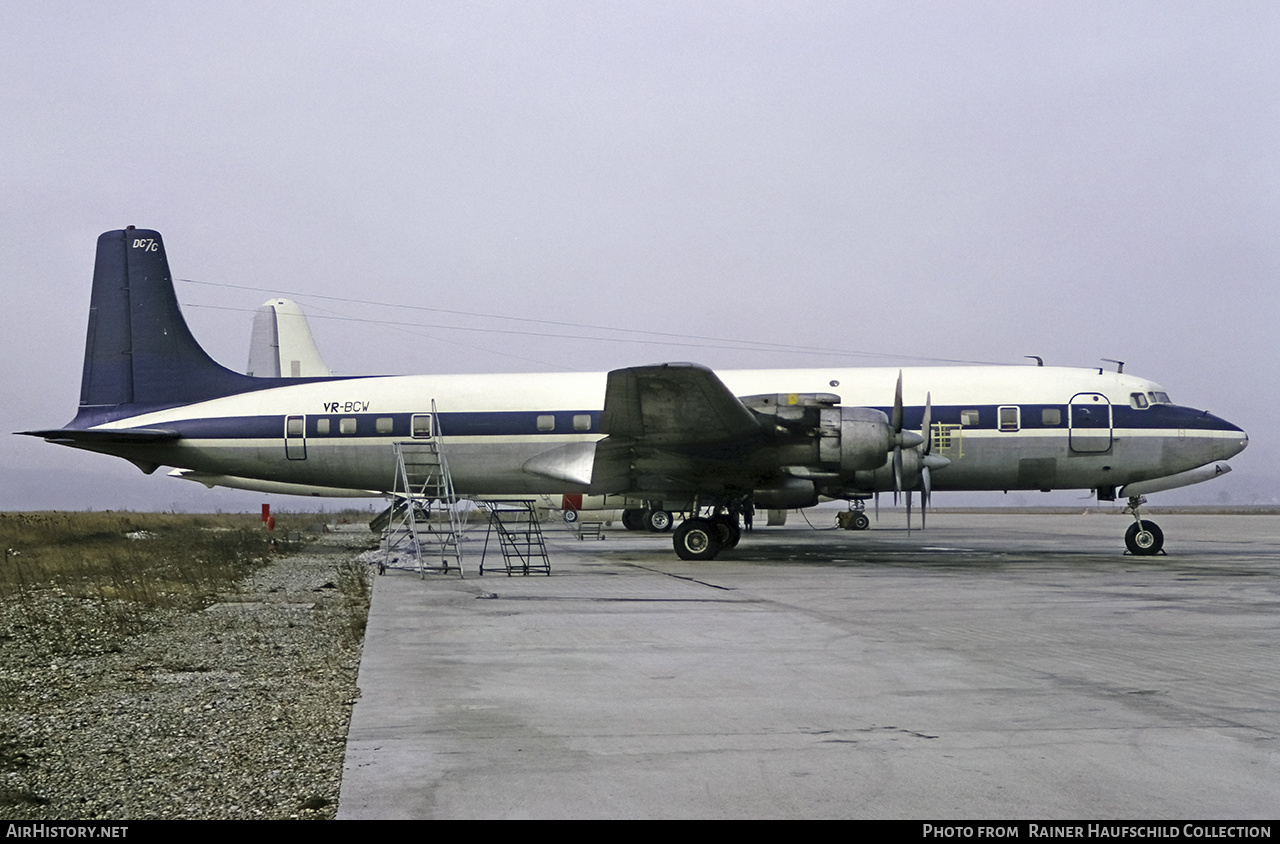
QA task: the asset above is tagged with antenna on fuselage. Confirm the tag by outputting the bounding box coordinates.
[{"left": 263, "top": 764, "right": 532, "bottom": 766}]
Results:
[
  {"left": 1101, "top": 358, "right": 1125, "bottom": 373},
  {"left": 1024, "top": 355, "right": 1044, "bottom": 366}
]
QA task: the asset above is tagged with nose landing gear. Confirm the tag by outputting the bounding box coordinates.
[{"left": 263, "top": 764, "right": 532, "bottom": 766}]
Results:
[{"left": 1124, "top": 496, "right": 1165, "bottom": 556}]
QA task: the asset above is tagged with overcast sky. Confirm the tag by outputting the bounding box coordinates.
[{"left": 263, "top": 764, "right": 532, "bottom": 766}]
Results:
[{"left": 2, "top": 1, "right": 1276, "bottom": 512}]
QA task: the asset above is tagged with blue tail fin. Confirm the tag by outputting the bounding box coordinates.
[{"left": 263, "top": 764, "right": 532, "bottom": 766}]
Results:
[{"left": 74, "top": 228, "right": 329, "bottom": 425}]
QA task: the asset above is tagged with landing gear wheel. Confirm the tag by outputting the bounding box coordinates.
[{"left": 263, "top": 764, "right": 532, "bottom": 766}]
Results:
[
  {"left": 562, "top": 509, "right": 579, "bottom": 524},
  {"left": 646, "top": 510, "right": 673, "bottom": 532},
  {"left": 837, "top": 510, "right": 871, "bottom": 530},
  {"left": 710, "top": 514, "right": 741, "bottom": 550},
  {"left": 1125, "top": 520, "right": 1164, "bottom": 556},
  {"left": 621, "top": 509, "right": 645, "bottom": 531},
  {"left": 673, "top": 519, "right": 722, "bottom": 561}
]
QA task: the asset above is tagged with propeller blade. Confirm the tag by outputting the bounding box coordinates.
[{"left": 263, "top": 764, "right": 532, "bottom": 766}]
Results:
[
  {"left": 891, "top": 370, "right": 904, "bottom": 433},
  {"left": 921, "top": 392, "right": 932, "bottom": 456},
  {"left": 906, "top": 489, "right": 913, "bottom": 534},
  {"left": 893, "top": 446, "right": 903, "bottom": 503},
  {"left": 921, "top": 465, "right": 932, "bottom": 529}
]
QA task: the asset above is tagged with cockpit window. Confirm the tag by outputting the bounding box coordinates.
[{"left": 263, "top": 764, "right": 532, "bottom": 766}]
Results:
[
  {"left": 1148, "top": 391, "right": 1171, "bottom": 405},
  {"left": 1130, "top": 392, "right": 1149, "bottom": 409}
]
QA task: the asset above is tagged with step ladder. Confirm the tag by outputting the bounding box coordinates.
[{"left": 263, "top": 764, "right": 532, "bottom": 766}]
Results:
[
  {"left": 479, "top": 501, "right": 551, "bottom": 576},
  {"left": 379, "top": 404, "right": 467, "bottom": 576}
]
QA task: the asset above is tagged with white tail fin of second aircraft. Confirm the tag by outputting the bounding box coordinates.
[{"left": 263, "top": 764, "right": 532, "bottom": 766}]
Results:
[{"left": 246, "top": 299, "right": 332, "bottom": 378}]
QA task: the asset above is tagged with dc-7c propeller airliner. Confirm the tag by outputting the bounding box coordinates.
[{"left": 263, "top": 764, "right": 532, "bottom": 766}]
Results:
[{"left": 24, "top": 228, "right": 1248, "bottom": 560}]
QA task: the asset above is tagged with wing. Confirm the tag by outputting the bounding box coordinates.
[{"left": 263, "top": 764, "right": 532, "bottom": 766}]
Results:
[
  {"left": 589, "top": 363, "right": 765, "bottom": 496},
  {"left": 598, "top": 363, "right": 760, "bottom": 444}
]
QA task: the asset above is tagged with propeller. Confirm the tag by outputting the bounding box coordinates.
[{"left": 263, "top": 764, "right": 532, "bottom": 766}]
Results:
[
  {"left": 918, "top": 392, "right": 933, "bottom": 530},
  {"left": 890, "top": 371, "right": 924, "bottom": 506},
  {"left": 888, "top": 374, "right": 950, "bottom": 533},
  {"left": 916, "top": 391, "right": 952, "bottom": 529}
]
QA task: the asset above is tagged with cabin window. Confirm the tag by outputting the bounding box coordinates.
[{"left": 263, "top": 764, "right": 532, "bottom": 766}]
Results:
[
  {"left": 286, "top": 417, "right": 305, "bottom": 437},
  {"left": 412, "top": 414, "right": 433, "bottom": 438},
  {"left": 998, "top": 406, "right": 1020, "bottom": 432},
  {"left": 537, "top": 415, "right": 555, "bottom": 432},
  {"left": 1041, "top": 408, "right": 1061, "bottom": 426},
  {"left": 573, "top": 414, "right": 592, "bottom": 432},
  {"left": 960, "top": 409, "right": 980, "bottom": 427},
  {"left": 340, "top": 418, "right": 357, "bottom": 435},
  {"left": 1130, "top": 392, "right": 1149, "bottom": 409},
  {"left": 317, "top": 418, "right": 331, "bottom": 435},
  {"left": 376, "top": 417, "right": 394, "bottom": 435}
]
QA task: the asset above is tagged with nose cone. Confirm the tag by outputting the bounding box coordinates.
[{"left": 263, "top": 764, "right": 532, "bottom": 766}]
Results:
[
  {"left": 1225, "top": 427, "right": 1249, "bottom": 460},
  {"left": 1154, "top": 406, "right": 1247, "bottom": 471},
  {"left": 1206, "top": 412, "right": 1248, "bottom": 461}
]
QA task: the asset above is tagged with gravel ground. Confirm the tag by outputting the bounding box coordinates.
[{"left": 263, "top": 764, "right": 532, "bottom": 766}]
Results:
[{"left": 0, "top": 526, "right": 374, "bottom": 820}]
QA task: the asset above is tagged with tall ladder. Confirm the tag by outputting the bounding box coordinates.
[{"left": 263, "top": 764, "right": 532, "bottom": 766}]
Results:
[
  {"left": 479, "top": 501, "right": 551, "bottom": 576},
  {"left": 380, "top": 402, "right": 466, "bottom": 576}
]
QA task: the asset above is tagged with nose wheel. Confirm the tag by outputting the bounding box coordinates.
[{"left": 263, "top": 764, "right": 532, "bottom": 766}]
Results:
[
  {"left": 1125, "top": 520, "right": 1164, "bottom": 555},
  {"left": 1123, "top": 496, "right": 1165, "bottom": 556}
]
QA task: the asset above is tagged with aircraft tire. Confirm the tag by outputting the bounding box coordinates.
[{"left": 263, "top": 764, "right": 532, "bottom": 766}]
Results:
[
  {"left": 674, "top": 519, "right": 722, "bottom": 561},
  {"left": 562, "top": 509, "right": 579, "bottom": 523},
  {"left": 646, "top": 509, "right": 673, "bottom": 532},
  {"left": 622, "top": 509, "right": 645, "bottom": 531},
  {"left": 852, "top": 512, "right": 870, "bottom": 530},
  {"left": 710, "top": 514, "right": 741, "bottom": 549},
  {"left": 1125, "top": 520, "right": 1164, "bottom": 555}
]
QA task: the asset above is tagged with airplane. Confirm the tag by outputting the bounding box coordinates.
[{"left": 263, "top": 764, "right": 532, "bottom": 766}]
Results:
[{"left": 22, "top": 228, "right": 1248, "bottom": 560}]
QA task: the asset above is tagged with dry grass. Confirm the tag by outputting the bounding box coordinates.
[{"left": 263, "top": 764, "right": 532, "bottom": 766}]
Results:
[
  {"left": 0, "top": 511, "right": 292, "bottom": 607},
  {"left": 0, "top": 511, "right": 371, "bottom": 819},
  {"left": 0, "top": 511, "right": 302, "bottom": 661}
]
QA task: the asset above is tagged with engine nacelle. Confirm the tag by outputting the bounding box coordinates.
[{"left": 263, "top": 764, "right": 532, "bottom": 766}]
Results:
[
  {"left": 754, "top": 478, "right": 819, "bottom": 509},
  {"left": 851, "top": 446, "right": 921, "bottom": 491},
  {"left": 830, "top": 406, "right": 893, "bottom": 473},
  {"left": 743, "top": 394, "right": 895, "bottom": 480}
]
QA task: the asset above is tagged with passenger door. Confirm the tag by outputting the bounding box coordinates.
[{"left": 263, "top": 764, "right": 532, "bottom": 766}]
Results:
[{"left": 1068, "top": 393, "right": 1112, "bottom": 453}]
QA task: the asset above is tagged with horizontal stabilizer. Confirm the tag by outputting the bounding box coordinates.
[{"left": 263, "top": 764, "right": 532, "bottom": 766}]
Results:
[{"left": 19, "top": 427, "right": 181, "bottom": 444}]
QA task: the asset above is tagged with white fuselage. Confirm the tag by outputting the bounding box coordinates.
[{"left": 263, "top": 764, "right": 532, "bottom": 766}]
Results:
[{"left": 82, "top": 365, "right": 1247, "bottom": 500}]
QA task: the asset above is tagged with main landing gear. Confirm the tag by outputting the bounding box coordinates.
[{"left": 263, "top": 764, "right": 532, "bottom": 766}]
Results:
[
  {"left": 625, "top": 505, "right": 742, "bottom": 560},
  {"left": 621, "top": 508, "right": 674, "bottom": 533},
  {"left": 672, "top": 513, "right": 741, "bottom": 561},
  {"left": 1123, "top": 495, "right": 1165, "bottom": 556}
]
